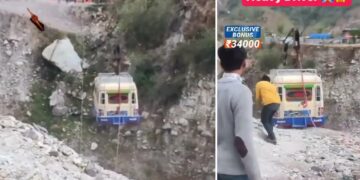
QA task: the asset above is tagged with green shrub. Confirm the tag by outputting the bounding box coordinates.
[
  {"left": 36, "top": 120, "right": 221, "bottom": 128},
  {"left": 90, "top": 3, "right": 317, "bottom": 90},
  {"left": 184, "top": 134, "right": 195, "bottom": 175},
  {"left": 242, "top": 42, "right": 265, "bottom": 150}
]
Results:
[
  {"left": 171, "top": 29, "right": 215, "bottom": 75},
  {"left": 61, "top": 73, "right": 76, "bottom": 85},
  {"left": 132, "top": 52, "right": 159, "bottom": 102},
  {"left": 116, "top": 0, "right": 175, "bottom": 49},
  {"left": 133, "top": 51, "right": 186, "bottom": 106},
  {"left": 154, "top": 74, "right": 187, "bottom": 106},
  {"left": 132, "top": 30, "right": 214, "bottom": 106},
  {"left": 277, "top": 24, "right": 284, "bottom": 34},
  {"left": 255, "top": 48, "right": 282, "bottom": 72},
  {"left": 29, "top": 82, "right": 54, "bottom": 128},
  {"left": 303, "top": 60, "right": 316, "bottom": 68}
]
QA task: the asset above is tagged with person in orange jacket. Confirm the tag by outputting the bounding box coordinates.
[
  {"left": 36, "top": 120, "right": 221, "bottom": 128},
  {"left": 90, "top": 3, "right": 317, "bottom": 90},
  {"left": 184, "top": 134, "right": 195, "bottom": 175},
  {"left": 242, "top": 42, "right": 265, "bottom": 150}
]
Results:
[{"left": 255, "top": 75, "right": 281, "bottom": 145}]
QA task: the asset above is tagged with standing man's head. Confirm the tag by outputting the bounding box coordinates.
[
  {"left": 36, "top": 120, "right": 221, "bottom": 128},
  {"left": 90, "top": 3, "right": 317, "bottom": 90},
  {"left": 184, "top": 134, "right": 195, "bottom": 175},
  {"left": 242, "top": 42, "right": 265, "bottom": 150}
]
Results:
[
  {"left": 261, "top": 75, "right": 270, "bottom": 82},
  {"left": 218, "top": 46, "right": 247, "bottom": 75}
]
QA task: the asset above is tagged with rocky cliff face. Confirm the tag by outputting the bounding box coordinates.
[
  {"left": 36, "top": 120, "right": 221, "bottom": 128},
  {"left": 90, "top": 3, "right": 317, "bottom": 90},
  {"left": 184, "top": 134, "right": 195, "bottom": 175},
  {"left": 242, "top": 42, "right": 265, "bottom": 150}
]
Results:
[
  {"left": 0, "top": 12, "right": 35, "bottom": 116},
  {"left": 161, "top": 76, "right": 215, "bottom": 179},
  {"left": 301, "top": 46, "right": 360, "bottom": 132},
  {"left": 0, "top": 116, "right": 129, "bottom": 180}
]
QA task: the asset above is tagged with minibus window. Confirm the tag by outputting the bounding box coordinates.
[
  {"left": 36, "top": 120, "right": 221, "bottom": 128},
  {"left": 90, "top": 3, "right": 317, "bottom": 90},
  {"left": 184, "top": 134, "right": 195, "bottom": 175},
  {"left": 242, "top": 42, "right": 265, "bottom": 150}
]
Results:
[
  {"left": 100, "top": 93, "right": 105, "bottom": 104},
  {"left": 132, "top": 93, "right": 136, "bottom": 104},
  {"left": 278, "top": 87, "right": 282, "bottom": 101},
  {"left": 316, "top": 86, "right": 321, "bottom": 101},
  {"left": 108, "top": 93, "right": 129, "bottom": 104},
  {"left": 286, "top": 88, "right": 312, "bottom": 101}
]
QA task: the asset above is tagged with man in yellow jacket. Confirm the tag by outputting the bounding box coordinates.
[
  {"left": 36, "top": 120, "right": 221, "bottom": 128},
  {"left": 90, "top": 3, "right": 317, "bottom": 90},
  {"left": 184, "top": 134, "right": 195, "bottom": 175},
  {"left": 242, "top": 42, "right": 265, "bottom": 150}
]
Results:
[{"left": 255, "top": 75, "right": 281, "bottom": 145}]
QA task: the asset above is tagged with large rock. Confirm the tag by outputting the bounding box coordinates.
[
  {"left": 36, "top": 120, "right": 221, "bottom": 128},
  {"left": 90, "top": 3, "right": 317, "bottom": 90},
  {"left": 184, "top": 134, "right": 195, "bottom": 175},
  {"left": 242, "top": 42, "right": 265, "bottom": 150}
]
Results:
[
  {"left": 52, "top": 105, "right": 68, "bottom": 117},
  {"left": 85, "top": 163, "right": 99, "bottom": 177},
  {"left": 49, "top": 89, "right": 65, "bottom": 107},
  {"left": 49, "top": 89, "right": 68, "bottom": 116},
  {"left": 21, "top": 128, "right": 43, "bottom": 141},
  {"left": 42, "top": 38, "right": 83, "bottom": 73}
]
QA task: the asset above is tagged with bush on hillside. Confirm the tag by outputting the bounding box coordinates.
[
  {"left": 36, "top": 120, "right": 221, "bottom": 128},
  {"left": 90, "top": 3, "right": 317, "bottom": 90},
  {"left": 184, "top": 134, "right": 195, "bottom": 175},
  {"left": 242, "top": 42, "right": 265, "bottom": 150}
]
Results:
[
  {"left": 255, "top": 48, "right": 282, "bottom": 72},
  {"left": 171, "top": 29, "right": 215, "bottom": 75},
  {"left": 115, "top": 0, "right": 175, "bottom": 49},
  {"left": 303, "top": 59, "right": 316, "bottom": 68},
  {"left": 132, "top": 53, "right": 159, "bottom": 102}
]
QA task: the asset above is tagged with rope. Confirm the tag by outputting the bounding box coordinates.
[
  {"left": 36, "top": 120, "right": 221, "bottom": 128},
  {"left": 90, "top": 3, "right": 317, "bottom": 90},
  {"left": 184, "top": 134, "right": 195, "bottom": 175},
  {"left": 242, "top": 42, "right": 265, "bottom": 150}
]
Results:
[
  {"left": 78, "top": 9, "right": 85, "bottom": 160},
  {"left": 49, "top": 40, "right": 60, "bottom": 62},
  {"left": 297, "top": 46, "right": 317, "bottom": 128},
  {"left": 79, "top": 69, "right": 85, "bottom": 152},
  {"left": 115, "top": 54, "right": 122, "bottom": 172}
]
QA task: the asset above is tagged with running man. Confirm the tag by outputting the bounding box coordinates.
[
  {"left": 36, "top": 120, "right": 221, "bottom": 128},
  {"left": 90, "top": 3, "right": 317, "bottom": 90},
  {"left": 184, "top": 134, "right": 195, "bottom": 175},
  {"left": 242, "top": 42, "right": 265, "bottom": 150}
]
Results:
[{"left": 255, "top": 75, "right": 281, "bottom": 145}]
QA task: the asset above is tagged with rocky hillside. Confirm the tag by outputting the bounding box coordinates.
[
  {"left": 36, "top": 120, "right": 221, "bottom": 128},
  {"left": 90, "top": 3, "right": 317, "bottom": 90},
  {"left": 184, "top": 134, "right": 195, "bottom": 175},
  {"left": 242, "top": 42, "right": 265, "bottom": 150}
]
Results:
[
  {"left": 0, "top": 0, "right": 215, "bottom": 180},
  {"left": 301, "top": 45, "right": 360, "bottom": 131},
  {"left": 0, "top": 116, "right": 128, "bottom": 180}
]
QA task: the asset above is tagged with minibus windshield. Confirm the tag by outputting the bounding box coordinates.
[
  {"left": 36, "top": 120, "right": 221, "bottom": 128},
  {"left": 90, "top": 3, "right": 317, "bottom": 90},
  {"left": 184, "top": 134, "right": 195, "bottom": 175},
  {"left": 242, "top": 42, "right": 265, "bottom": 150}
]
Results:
[
  {"left": 286, "top": 88, "right": 312, "bottom": 101},
  {"left": 108, "top": 93, "right": 129, "bottom": 104}
]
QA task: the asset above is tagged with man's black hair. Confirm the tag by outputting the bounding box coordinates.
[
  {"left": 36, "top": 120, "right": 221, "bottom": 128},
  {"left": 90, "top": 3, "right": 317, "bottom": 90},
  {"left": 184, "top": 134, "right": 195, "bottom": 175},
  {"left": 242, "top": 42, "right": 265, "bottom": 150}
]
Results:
[
  {"left": 261, "top": 75, "right": 270, "bottom": 82},
  {"left": 218, "top": 45, "right": 247, "bottom": 72}
]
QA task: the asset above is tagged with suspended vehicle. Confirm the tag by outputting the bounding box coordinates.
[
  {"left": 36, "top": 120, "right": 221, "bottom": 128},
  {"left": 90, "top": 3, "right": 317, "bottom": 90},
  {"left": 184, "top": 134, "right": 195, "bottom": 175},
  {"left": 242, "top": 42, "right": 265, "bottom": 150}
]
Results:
[
  {"left": 270, "top": 69, "right": 327, "bottom": 128},
  {"left": 93, "top": 72, "right": 141, "bottom": 125}
]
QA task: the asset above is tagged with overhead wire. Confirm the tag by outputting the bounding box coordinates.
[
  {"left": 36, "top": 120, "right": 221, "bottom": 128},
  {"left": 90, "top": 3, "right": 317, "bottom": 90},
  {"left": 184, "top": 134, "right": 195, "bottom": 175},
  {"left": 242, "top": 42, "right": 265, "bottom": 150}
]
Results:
[
  {"left": 115, "top": 46, "right": 122, "bottom": 172},
  {"left": 295, "top": 30, "right": 317, "bottom": 128}
]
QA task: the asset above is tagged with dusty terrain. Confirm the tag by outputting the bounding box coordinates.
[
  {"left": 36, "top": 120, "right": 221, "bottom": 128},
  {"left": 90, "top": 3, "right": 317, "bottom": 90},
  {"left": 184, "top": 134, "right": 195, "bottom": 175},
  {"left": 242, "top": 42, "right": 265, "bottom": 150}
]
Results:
[
  {"left": 254, "top": 120, "right": 360, "bottom": 179},
  {"left": 0, "top": 0, "right": 215, "bottom": 180},
  {"left": 0, "top": 115, "right": 129, "bottom": 180}
]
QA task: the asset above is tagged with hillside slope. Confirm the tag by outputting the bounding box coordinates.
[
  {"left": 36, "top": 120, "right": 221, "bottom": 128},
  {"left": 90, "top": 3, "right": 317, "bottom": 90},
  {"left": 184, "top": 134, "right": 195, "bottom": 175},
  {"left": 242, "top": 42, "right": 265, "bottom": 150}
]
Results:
[
  {"left": 0, "top": 0, "right": 215, "bottom": 179},
  {"left": 0, "top": 116, "right": 129, "bottom": 180}
]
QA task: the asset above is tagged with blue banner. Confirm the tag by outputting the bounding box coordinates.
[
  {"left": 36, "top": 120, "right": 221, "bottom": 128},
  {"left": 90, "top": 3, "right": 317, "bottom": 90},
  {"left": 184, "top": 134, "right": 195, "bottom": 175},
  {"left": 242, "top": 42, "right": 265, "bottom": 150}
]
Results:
[{"left": 224, "top": 25, "right": 262, "bottom": 39}]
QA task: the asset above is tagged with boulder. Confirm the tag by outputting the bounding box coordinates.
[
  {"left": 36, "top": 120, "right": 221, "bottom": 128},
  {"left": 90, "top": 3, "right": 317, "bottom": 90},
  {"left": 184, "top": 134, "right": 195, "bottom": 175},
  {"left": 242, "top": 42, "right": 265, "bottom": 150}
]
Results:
[
  {"left": 52, "top": 105, "right": 68, "bottom": 117},
  {"left": 5, "top": 50, "right": 12, "bottom": 56},
  {"left": 22, "top": 128, "right": 43, "bottom": 141},
  {"left": 0, "top": 116, "right": 17, "bottom": 128},
  {"left": 49, "top": 89, "right": 65, "bottom": 107},
  {"left": 90, "top": 142, "right": 98, "bottom": 151},
  {"left": 142, "top": 111, "right": 150, "bottom": 119},
  {"left": 85, "top": 163, "right": 99, "bottom": 177},
  {"left": 178, "top": 118, "right": 189, "bottom": 127},
  {"left": 162, "top": 122, "right": 171, "bottom": 130},
  {"left": 26, "top": 111, "right": 32, "bottom": 117},
  {"left": 42, "top": 38, "right": 83, "bottom": 73},
  {"left": 60, "top": 145, "right": 74, "bottom": 156},
  {"left": 49, "top": 150, "right": 59, "bottom": 157},
  {"left": 49, "top": 88, "right": 68, "bottom": 116}
]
